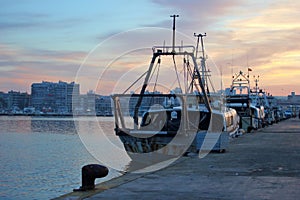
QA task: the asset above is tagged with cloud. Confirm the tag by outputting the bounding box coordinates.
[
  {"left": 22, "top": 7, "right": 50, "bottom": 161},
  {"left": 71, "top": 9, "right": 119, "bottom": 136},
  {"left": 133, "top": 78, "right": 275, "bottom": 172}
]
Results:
[
  {"left": 0, "top": 12, "right": 49, "bottom": 30},
  {"left": 150, "top": 0, "right": 246, "bottom": 30},
  {"left": 152, "top": 0, "right": 242, "bottom": 17},
  {"left": 184, "top": 0, "right": 300, "bottom": 95},
  {"left": 80, "top": 27, "right": 207, "bottom": 94},
  {"left": 0, "top": 12, "right": 87, "bottom": 31},
  {"left": 91, "top": 0, "right": 300, "bottom": 96},
  {"left": 0, "top": 43, "right": 87, "bottom": 92},
  {"left": 1, "top": 0, "right": 300, "bottom": 96}
]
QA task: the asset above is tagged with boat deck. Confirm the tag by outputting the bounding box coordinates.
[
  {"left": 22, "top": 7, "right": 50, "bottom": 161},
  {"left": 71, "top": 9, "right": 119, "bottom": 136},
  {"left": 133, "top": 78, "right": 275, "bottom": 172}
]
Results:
[{"left": 55, "top": 118, "right": 300, "bottom": 200}]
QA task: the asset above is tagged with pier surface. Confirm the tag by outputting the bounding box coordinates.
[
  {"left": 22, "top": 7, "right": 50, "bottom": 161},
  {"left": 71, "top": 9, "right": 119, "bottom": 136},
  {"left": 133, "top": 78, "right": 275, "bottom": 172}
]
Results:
[{"left": 56, "top": 118, "right": 300, "bottom": 200}]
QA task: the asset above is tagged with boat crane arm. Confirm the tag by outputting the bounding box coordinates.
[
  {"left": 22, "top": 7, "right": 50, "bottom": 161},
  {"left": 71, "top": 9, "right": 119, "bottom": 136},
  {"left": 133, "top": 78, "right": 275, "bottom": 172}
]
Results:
[
  {"left": 133, "top": 53, "right": 158, "bottom": 127},
  {"left": 190, "top": 53, "right": 212, "bottom": 113},
  {"left": 133, "top": 51, "right": 212, "bottom": 127}
]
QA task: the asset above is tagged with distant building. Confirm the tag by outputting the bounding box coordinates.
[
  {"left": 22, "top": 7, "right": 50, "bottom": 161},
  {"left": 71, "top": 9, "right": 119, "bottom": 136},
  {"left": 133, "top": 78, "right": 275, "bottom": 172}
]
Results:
[
  {"left": 74, "top": 90, "right": 96, "bottom": 114},
  {"left": 8, "top": 91, "right": 30, "bottom": 111},
  {"left": 287, "top": 92, "right": 300, "bottom": 104},
  {"left": 0, "top": 92, "right": 8, "bottom": 111},
  {"left": 95, "top": 95, "right": 113, "bottom": 116},
  {"left": 31, "top": 81, "right": 79, "bottom": 113},
  {"left": 73, "top": 90, "right": 113, "bottom": 116},
  {"left": 0, "top": 91, "right": 29, "bottom": 113}
]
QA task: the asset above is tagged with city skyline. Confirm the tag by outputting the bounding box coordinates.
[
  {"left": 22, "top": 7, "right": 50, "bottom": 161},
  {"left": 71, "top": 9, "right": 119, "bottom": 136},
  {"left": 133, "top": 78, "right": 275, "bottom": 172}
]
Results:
[
  {"left": 0, "top": 80, "right": 113, "bottom": 115},
  {"left": 0, "top": 79, "right": 294, "bottom": 98},
  {"left": 1, "top": 0, "right": 300, "bottom": 96}
]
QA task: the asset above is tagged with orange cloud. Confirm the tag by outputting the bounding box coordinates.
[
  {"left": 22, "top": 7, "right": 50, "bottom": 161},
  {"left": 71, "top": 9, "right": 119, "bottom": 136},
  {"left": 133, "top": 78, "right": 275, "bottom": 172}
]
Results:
[
  {"left": 207, "top": 1, "right": 300, "bottom": 95},
  {"left": 0, "top": 44, "right": 87, "bottom": 92}
]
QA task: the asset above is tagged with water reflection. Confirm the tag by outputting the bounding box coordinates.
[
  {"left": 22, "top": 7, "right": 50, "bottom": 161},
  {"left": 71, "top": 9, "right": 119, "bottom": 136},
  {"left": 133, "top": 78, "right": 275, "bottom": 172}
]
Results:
[
  {"left": 0, "top": 116, "right": 77, "bottom": 134},
  {"left": 31, "top": 117, "right": 77, "bottom": 134},
  {"left": 0, "top": 116, "right": 115, "bottom": 135},
  {"left": 0, "top": 116, "right": 32, "bottom": 133},
  {"left": 0, "top": 116, "right": 124, "bottom": 200},
  {"left": 75, "top": 117, "right": 131, "bottom": 172}
]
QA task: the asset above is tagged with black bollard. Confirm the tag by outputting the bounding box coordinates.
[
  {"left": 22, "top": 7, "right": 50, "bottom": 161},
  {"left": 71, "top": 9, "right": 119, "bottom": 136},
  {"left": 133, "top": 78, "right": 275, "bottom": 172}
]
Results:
[{"left": 73, "top": 164, "right": 109, "bottom": 192}]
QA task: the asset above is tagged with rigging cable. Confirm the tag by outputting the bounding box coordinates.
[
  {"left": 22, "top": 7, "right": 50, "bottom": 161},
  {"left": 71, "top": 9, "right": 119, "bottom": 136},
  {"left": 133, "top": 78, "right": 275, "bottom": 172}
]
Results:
[
  {"left": 183, "top": 57, "right": 187, "bottom": 94},
  {"left": 147, "top": 57, "right": 161, "bottom": 105},
  {"left": 122, "top": 70, "right": 148, "bottom": 94},
  {"left": 148, "top": 58, "right": 160, "bottom": 88},
  {"left": 169, "top": 60, "right": 185, "bottom": 91},
  {"left": 149, "top": 57, "right": 161, "bottom": 106},
  {"left": 172, "top": 55, "right": 182, "bottom": 91},
  {"left": 186, "top": 59, "right": 201, "bottom": 94}
]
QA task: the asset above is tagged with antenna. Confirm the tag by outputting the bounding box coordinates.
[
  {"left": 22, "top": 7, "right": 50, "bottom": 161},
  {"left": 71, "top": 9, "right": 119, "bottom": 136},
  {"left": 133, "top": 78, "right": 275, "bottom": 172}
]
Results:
[
  {"left": 231, "top": 51, "right": 233, "bottom": 79},
  {"left": 170, "top": 14, "right": 179, "bottom": 53}
]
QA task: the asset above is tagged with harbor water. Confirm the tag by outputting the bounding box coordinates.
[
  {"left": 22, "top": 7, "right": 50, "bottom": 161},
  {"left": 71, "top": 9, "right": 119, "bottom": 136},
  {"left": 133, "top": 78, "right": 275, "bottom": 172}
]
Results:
[{"left": 0, "top": 116, "right": 126, "bottom": 200}]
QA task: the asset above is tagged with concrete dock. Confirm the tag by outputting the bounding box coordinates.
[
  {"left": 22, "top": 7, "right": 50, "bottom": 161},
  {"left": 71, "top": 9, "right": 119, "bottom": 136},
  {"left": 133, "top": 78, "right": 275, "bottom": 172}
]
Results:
[{"left": 57, "top": 118, "right": 300, "bottom": 200}]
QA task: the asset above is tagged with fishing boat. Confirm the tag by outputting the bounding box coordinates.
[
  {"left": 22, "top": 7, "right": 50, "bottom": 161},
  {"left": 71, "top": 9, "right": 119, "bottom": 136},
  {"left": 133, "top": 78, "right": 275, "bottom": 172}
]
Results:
[
  {"left": 112, "top": 16, "right": 239, "bottom": 170},
  {"left": 250, "top": 77, "right": 275, "bottom": 125},
  {"left": 226, "top": 70, "right": 264, "bottom": 132},
  {"left": 267, "top": 95, "right": 283, "bottom": 123}
]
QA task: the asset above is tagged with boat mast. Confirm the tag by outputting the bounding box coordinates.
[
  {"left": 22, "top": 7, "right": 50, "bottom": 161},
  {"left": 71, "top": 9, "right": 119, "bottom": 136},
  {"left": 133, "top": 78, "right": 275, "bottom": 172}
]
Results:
[
  {"left": 170, "top": 14, "right": 179, "bottom": 53},
  {"left": 194, "top": 33, "right": 208, "bottom": 92},
  {"left": 253, "top": 75, "right": 260, "bottom": 95},
  {"left": 134, "top": 15, "right": 180, "bottom": 127}
]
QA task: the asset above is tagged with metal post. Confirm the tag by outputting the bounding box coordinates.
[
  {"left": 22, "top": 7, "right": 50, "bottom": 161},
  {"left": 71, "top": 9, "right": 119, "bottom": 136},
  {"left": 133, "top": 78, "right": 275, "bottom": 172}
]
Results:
[{"left": 170, "top": 15, "right": 179, "bottom": 53}]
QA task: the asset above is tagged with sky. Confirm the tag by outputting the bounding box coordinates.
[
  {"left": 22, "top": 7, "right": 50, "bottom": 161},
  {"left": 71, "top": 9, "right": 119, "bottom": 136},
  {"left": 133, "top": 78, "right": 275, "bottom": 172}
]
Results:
[{"left": 1, "top": 0, "right": 300, "bottom": 96}]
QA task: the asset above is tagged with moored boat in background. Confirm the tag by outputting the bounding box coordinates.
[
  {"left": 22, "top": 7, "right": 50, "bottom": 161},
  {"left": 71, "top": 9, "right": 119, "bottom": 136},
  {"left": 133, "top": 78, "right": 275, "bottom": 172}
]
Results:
[{"left": 226, "top": 70, "right": 264, "bottom": 132}]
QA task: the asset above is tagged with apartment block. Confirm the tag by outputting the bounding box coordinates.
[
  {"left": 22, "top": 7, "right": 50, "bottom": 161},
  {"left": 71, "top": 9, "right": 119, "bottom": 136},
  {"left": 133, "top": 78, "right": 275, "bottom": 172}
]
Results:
[{"left": 31, "top": 81, "right": 79, "bottom": 113}]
